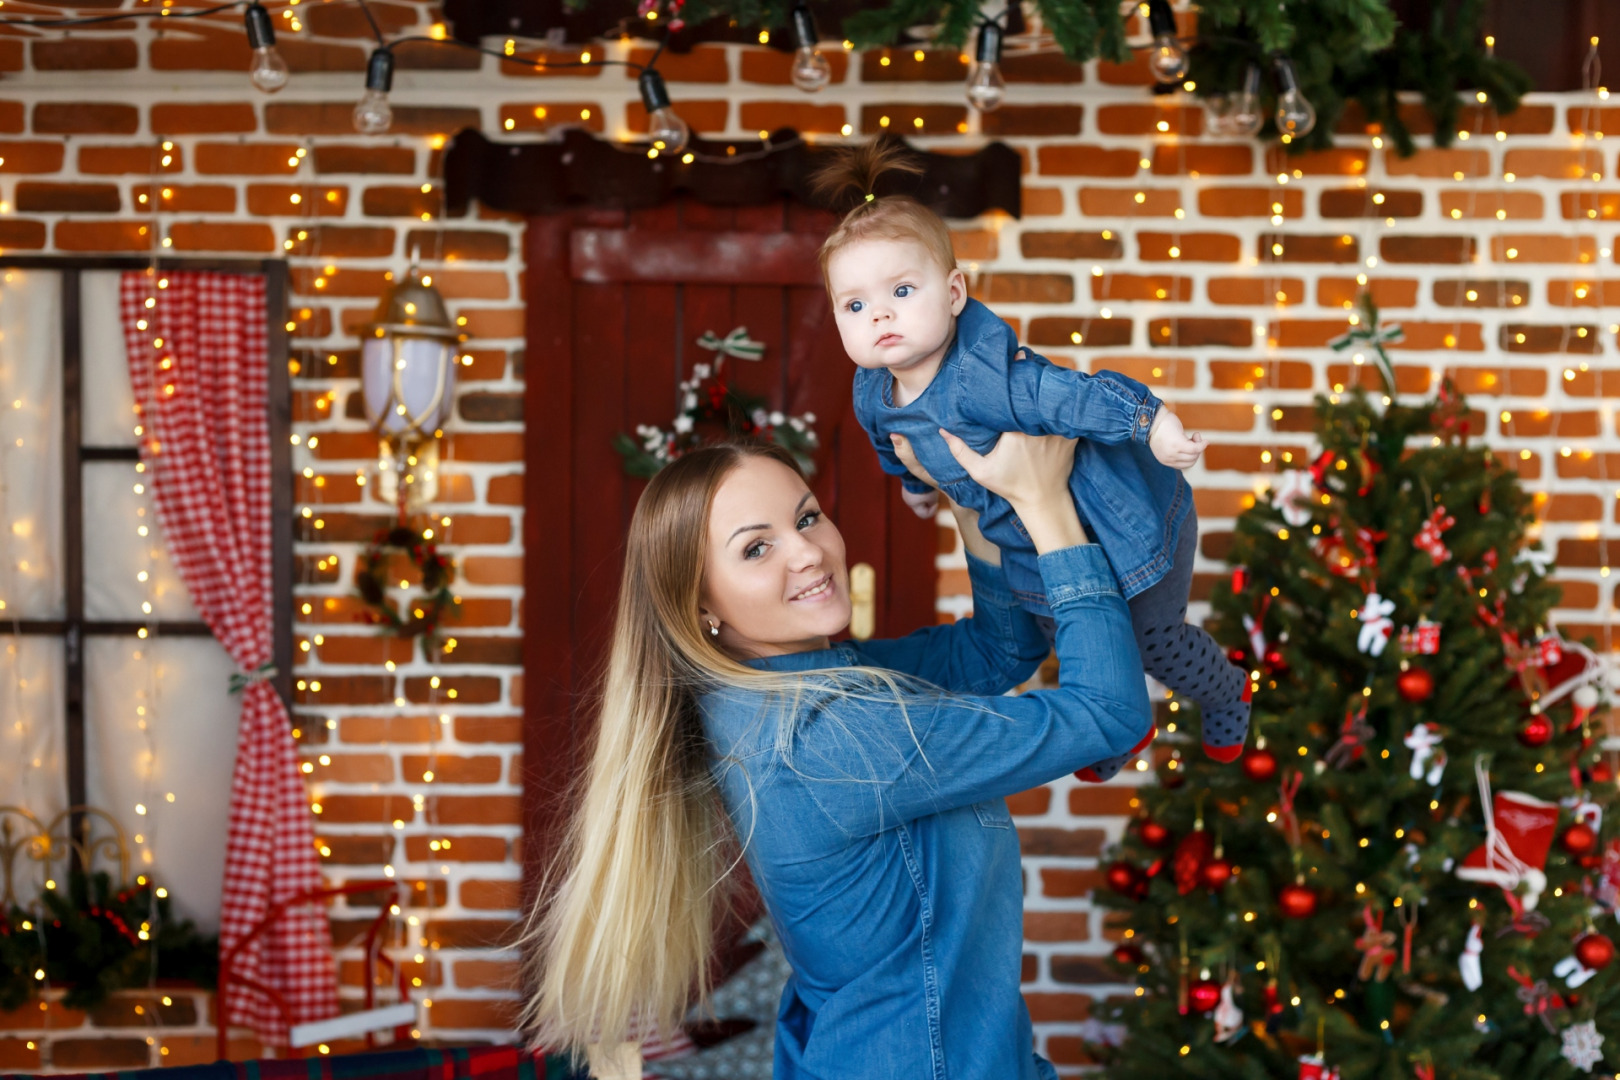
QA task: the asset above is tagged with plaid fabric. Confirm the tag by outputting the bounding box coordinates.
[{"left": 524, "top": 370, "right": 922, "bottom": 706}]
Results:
[
  {"left": 119, "top": 271, "right": 336, "bottom": 1044},
  {"left": 0, "top": 1044, "right": 586, "bottom": 1080}
]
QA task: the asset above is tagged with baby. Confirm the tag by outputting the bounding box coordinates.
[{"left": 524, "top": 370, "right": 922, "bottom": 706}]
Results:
[{"left": 813, "top": 144, "right": 1248, "bottom": 780}]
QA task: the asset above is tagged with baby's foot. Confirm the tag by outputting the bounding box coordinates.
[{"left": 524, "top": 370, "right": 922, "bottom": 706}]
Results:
[
  {"left": 1200, "top": 683, "right": 1251, "bottom": 763},
  {"left": 1074, "top": 725, "right": 1158, "bottom": 783}
]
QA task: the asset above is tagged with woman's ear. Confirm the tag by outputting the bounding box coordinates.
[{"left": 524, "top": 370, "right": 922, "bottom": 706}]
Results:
[{"left": 948, "top": 267, "right": 968, "bottom": 316}]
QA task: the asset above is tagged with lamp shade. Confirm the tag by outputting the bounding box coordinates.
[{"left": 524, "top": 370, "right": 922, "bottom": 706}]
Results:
[{"left": 359, "top": 272, "right": 463, "bottom": 439}]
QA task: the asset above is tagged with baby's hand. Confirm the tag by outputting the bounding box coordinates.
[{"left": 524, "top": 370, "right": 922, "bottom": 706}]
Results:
[
  {"left": 1149, "top": 407, "right": 1205, "bottom": 469},
  {"left": 900, "top": 485, "right": 940, "bottom": 519}
]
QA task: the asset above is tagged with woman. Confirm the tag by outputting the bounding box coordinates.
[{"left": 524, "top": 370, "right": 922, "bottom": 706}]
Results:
[{"left": 524, "top": 429, "right": 1151, "bottom": 1079}]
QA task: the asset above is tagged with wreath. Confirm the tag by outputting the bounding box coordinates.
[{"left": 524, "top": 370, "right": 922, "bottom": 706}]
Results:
[
  {"left": 355, "top": 524, "right": 461, "bottom": 659},
  {"left": 614, "top": 327, "right": 820, "bottom": 478}
]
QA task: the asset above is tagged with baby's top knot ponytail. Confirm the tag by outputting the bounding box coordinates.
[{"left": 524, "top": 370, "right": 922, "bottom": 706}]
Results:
[{"left": 811, "top": 138, "right": 957, "bottom": 289}]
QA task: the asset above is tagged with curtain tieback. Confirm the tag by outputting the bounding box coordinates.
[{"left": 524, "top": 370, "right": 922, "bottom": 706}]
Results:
[{"left": 229, "top": 662, "right": 279, "bottom": 695}]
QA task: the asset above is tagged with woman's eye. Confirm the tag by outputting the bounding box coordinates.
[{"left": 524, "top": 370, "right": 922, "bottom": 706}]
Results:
[
  {"left": 894, "top": 284, "right": 913, "bottom": 298},
  {"left": 798, "top": 510, "right": 822, "bottom": 530},
  {"left": 848, "top": 300, "right": 864, "bottom": 313},
  {"left": 744, "top": 540, "right": 766, "bottom": 560}
]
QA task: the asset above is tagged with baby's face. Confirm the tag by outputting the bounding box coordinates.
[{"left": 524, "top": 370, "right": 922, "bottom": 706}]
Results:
[{"left": 826, "top": 236, "right": 966, "bottom": 376}]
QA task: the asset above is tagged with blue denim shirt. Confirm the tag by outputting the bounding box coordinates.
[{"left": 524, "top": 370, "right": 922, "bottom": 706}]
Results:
[
  {"left": 698, "top": 546, "right": 1151, "bottom": 1080},
  {"left": 853, "top": 298, "right": 1192, "bottom": 612}
]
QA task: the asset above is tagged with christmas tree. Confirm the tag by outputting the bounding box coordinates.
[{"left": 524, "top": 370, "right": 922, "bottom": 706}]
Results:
[{"left": 1097, "top": 346, "right": 1620, "bottom": 1078}]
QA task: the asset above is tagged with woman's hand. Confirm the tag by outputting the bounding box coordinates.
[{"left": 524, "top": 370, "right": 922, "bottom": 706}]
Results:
[{"left": 939, "top": 429, "right": 1088, "bottom": 553}]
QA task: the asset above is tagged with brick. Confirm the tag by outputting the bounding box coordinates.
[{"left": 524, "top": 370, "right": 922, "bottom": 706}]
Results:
[
  {"left": 309, "top": 145, "right": 414, "bottom": 177},
  {"left": 861, "top": 104, "right": 968, "bottom": 136},
  {"left": 1096, "top": 52, "right": 1154, "bottom": 86},
  {"left": 0, "top": 219, "right": 47, "bottom": 250},
  {"left": 303, "top": 0, "right": 416, "bottom": 38},
  {"left": 288, "top": 225, "right": 396, "bottom": 258},
  {"left": 312, "top": 635, "right": 413, "bottom": 665},
  {"left": 1174, "top": 403, "right": 1257, "bottom": 430},
  {"left": 317, "top": 835, "right": 394, "bottom": 864},
  {"left": 1561, "top": 191, "right": 1620, "bottom": 221},
  {"left": 1019, "top": 231, "right": 1122, "bottom": 260},
  {"left": 267, "top": 103, "right": 481, "bottom": 137},
  {"left": 1548, "top": 279, "right": 1620, "bottom": 307},
  {"left": 1045, "top": 1035, "right": 1100, "bottom": 1067},
  {"left": 318, "top": 794, "right": 416, "bottom": 825},
  {"left": 1500, "top": 410, "right": 1600, "bottom": 438},
  {"left": 861, "top": 49, "right": 965, "bottom": 83},
  {"left": 0, "top": 141, "right": 65, "bottom": 173},
  {"left": 168, "top": 222, "right": 277, "bottom": 254},
  {"left": 54, "top": 221, "right": 153, "bottom": 252},
  {"left": 1433, "top": 279, "right": 1531, "bottom": 308},
  {"left": 1195, "top": 488, "right": 1258, "bottom": 517},
  {"left": 312, "top": 753, "right": 395, "bottom": 784},
  {"left": 404, "top": 674, "right": 502, "bottom": 704},
  {"left": 1380, "top": 235, "right": 1477, "bottom": 264},
  {"left": 1148, "top": 317, "right": 1251, "bottom": 348},
  {"left": 1198, "top": 186, "right": 1303, "bottom": 218},
  {"left": 339, "top": 713, "right": 442, "bottom": 743},
  {"left": 1039, "top": 868, "right": 1105, "bottom": 898},
  {"left": 1151, "top": 144, "right": 1254, "bottom": 176},
  {"left": 89, "top": 992, "right": 199, "bottom": 1028},
  {"left": 246, "top": 184, "right": 349, "bottom": 217},
  {"left": 1049, "top": 955, "right": 1116, "bottom": 985},
  {"left": 462, "top": 878, "right": 521, "bottom": 910},
  {"left": 739, "top": 47, "right": 849, "bottom": 86},
  {"left": 973, "top": 273, "right": 1073, "bottom": 305},
  {"left": 0, "top": 1001, "right": 87, "bottom": 1031},
  {"left": 1492, "top": 235, "right": 1597, "bottom": 265},
  {"left": 1038, "top": 145, "right": 1142, "bottom": 177},
  {"left": 34, "top": 103, "right": 138, "bottom": 135},
  {"left": 738, "top": 102, "right": 847, "bottom": 135},
  {"left": 50, "top": 1039, "right": 150, "bottom": 1070},
  {"left": 407, "top": 228, "right": 511, "bottom": 262},
  {"left": 951, "top": 229, "right": 997, "bottom": 262},
  {"left": 1017, "top": 827, "right": 1106, "bottom": 857},
  {"left": 1384, "top": 148, "right": 1490, "bottom": 179},
  {"left": 1541, "top": 494, "right": 1603, "bottom": 522},
  {"left": 1208, "top": 275, "right": 1307, "bottom": 306},
  {"left": 405, "top": 834, "right": 508, "bottom": 862},
  {"left": 427, "top": 998, "right": 517, "bottom": 1031},
  {"left": 1325, "top": 363, "right": 1435, "bottom": 396},
  {"left": 1205, "top": 444, "right": 1307, "bottom": 472},
  {"left": 1026, "top": 317, "right": 1132, "bottom": 349},
  {"left": 625, "top": 99, "right": 729, "bottom": 135},
  {"left": 151, "top": 103, "right": 258, "bottom": 135},
  {"left": 1139, "top": 232, "right": 1240, "bottom": 262},
  {"left": 1261, "top": 232, "right": 1360, "bottom": 263},
  {"left": 161, "top": 1034, "right": 263, "bottom": 1067},
  {"left": 0, "top": 103, "right": 22, "bottom": 134},
  {"left": 1562, "top": 368, "right": 1620, "bottom": 397},
  {"left": 1093, "top": 274, "right": 1192, "bottom": 302},
  {"left": 981, "top": 105, "right": 1084, "bottom": 137},
  {"left": 423, "top": 918, "right": 514, "bottom": 949},
  {"left": 1501, "top": 325, "right": 1601, "bottom": 354},
  {"left": 1006, "top": 787, "right": 1050, "bottom": 815},
  {"left": 135, "top": 183, "right": 236, "bottom": 213},
  {"left": 1271, "top": 319, "right": 1352, "bottom": 348},
  {"left": 1078, "top": 187, "right": 1182, "bottom": 217},
  {"left": 1022, "top": 913, "right": 1091, "bottom": 944},
  {"left": 362, "top": 186, "right": 441, "bottom": 219},
  {"left": 1316, "top": 277, "right": 1419, "bottom": 309},
  {"left": 33, "top": 39, "right": 138, "bottom": 70},
  {"left": 402, "top": 754, "right": 503, "bottom": 784},
  {"left": 1321, "top": 188, "right": 1422, "bottom": 218},
  {"left": 1557, "top": 539, "right": 1620, "bottom": 568},
  {"left": 1097, "top": 104, "right": 1203, "bottom": 136},
  {"left": 1387, "top": 322, "right": 1484, "bottom": 351},
  {"left": 1459, "top": 103, "right": 1555, "bottom": 134},
  {"left": 1265, "top": 147, "right": 1368, "bottom": 177},
  {"left": 1001, "top": 52, "right": 1085, "bottom": 82},
  {"left": 455, "top": 959, "right": 520, "bottom": 991},
  {"left": 296, "top": 673, "right": 394, "bottom": 705},
  {"left": 0, "top": 1038, "right": 39, "bottom": 1071},
  {"left": 1503, "top": 148, "right": 1602, "bottom": 180},
  {"left": 78, "top": 144, "right": 182, "bottom": 175},
  {"left": 195, "top": 142, "right": 304, "bottom": 176},
  {"left": 1209, "top": 359, "right": 1313, "bottom": 390},
  {"left": 1443, "top": 190, "right": 1543, "bottom": 220}
]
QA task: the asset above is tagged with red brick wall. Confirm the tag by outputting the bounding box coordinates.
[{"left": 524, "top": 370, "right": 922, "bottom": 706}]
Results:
[{"left": 1, "top": 5, "right": 1615, "bottom": 1073}]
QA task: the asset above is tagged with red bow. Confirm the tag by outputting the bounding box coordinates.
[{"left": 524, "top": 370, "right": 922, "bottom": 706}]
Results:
[
  {"left": 1507, "top": 965, "right": 1566, "bottom": 1032},
  {"left": 1278, "top": 770, "right": 1303, "bottom": 849},
  {"left": 1309, "top": 450, "right": 1337, "bottom": 490},
  {"left": 1413, "top": 507, "right": 1455, "bottom": 565}
]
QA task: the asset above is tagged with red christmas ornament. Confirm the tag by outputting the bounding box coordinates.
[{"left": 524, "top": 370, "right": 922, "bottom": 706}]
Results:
[
  {"left": 1139, "top": 819, "right": 1173, "bottom": 849},
  {"left": 1112, "top": 944, "right": 1144, "bottom": 966},
  {"left": 1518, "top": 714, "right": 1554, "bottom": 748},
  {"left": 1201, "top": 858, "right": 1234, "bottom": 890},
  {"left": 1242, "top": 746, "right": 1279, "bottom": 783},
  {"left": 1563, "top": 822, "right": 1599, "bottom": 857},
  {"left": 1279, "top": 882, "right": 1319, "bottom": 919},
  {"left": 1593, "top": 760, "right": 1615, "bottom": 784},
  {"left": 1106, "top": 861, "right": 1142, "bottom": 896},
  {"left": 1188, "top": 978, "right": 1222, "bottom": 1014},
  {"left": 1264, "top": 648, "right": 1288, "bottom": 675},
  {"left": 1396, "top": 668, "right": 1435, "bottom": 703},
  {"left": 1173, "top": 830, "right": 1214, "bottom": 895},
  {"left": 1575, "top": 933, "right": 1615, "bottom": 971}
]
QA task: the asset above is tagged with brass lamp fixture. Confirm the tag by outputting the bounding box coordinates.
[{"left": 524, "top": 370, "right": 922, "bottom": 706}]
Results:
[{"left": 359, "top": 267, "right": 467, "bottom": 509}]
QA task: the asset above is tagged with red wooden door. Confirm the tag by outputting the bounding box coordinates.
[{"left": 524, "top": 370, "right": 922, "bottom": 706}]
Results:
[{"left": 521, "top": 200, "right": 937, "bottom": 887}]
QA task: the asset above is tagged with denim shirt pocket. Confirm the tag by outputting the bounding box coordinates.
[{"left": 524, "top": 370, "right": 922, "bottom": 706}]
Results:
[{"left": 973, "top": 798, "right": 1013, "bottom": 829}]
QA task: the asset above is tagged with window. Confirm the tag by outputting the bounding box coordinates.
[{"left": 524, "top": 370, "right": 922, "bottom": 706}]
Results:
[{"left": 0, "top": 259, "right": 290, "bottom": 931}]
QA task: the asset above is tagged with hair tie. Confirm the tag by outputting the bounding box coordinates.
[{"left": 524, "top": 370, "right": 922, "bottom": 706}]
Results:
[{"left": 864, "top": 192, "right": 875, "bottom": 202}]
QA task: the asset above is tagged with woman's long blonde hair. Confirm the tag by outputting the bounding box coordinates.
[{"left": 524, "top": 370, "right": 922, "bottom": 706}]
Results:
[{"left": 521, "top": 442, "right": 851, "bottom": 1056}]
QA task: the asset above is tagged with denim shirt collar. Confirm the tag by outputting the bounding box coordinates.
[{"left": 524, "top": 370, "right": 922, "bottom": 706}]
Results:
[{"left": 743, "top": 643, "right": 863, "bottom": 673}]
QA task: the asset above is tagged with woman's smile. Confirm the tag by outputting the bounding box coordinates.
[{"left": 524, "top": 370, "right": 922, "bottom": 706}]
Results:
[{"left": 789, "top": 574, "right": 836, "bottom": 603}]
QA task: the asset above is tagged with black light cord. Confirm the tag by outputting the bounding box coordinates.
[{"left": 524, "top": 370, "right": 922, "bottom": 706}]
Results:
[
  {"left": 385, "top": 34, "right": 647, "bottom": 73},
  {"left": 355, "top": 0, "right": 386, "bottom": 47}
]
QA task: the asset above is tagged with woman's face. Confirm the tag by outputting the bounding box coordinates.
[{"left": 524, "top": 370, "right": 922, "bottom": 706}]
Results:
[{"left": 699, "top": 456, "right": 850, "bottom": 658}]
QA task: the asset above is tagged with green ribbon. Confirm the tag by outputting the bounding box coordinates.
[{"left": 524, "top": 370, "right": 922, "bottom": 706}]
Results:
[
  {"left": 1328, "top": 298, "right": 1402, "bottom": 396},
  {"left": 229, "top": 661, "right": 278, "bottom": 695},
  {"left": 697, "top": 326, "right": 766, "bottom": 361}
]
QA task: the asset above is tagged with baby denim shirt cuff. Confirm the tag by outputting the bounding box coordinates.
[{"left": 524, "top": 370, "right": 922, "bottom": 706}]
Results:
[
  {"left": 1131, "top": 396, "right": 1161, "bottom": 446},
  {"left": 1038, "top": 545, "right": 1120, "bottom": 610}
]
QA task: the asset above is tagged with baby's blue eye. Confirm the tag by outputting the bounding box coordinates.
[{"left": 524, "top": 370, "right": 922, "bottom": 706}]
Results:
[
  {"left": 894, "top": 285, "right": 913, "bottom": 298},
  {"left": 848, "top": 300, "right": 864, "bottom": 313}
]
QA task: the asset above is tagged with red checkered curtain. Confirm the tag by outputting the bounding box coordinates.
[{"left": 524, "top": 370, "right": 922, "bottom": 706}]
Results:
[{"left": 120, "top": 270, "right": 336, "bottom": 1044}]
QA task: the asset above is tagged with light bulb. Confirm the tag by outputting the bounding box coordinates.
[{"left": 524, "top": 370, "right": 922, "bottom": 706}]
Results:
[
  {"left": 243, "top": 3, "right": 288, "bottom": 94},
  {"left": 1273, "top": 55, "right": 1316, "bottom": 138},
  {"left": 639, "top": 70, "right": 689, "bottom": 153},
  {"left": 1145, "top": 0, "right": 1188, "bottom": 83},
  {"left": 964, "top": 21, "right": 1005, "bottom": 112},
  {"left": 1227, "top": 64, "right": 1263, "bottom": 137},
  {"left": 354, "top": 48, "right": 394, "bottom": 135},
  {"left": 788, "top": 4, "right": 831, "bottom": 93}
]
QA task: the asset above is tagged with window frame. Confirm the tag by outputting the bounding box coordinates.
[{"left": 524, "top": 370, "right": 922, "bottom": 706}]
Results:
[{"left": 0, "top": 255, "right": 292, "bottom": 819}]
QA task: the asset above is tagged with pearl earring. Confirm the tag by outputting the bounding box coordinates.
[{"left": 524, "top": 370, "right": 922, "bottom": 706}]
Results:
[{"left": 709, "top": 622, "right": 720, "bottom": 637}]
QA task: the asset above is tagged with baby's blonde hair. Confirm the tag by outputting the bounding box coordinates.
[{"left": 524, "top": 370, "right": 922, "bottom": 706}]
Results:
[{"left": 812, "top": 140, "right": 957, "bottom": 291}]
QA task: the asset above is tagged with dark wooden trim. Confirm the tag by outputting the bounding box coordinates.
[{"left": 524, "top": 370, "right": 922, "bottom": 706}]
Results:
[
  {"left": 570, "top": 229, "right": 824, "bottom": 286},
  {"left": 0, "top": 621, "right": 213, "bottom": 636},
  {"left": 521, "top": 212, "right": 578, "bottom": 907},
  {"left": 61, "top": 268, "right": 86, "bottom": 818},
  {"left": 81, "top": 446, "right": 140, "bottom": 462},
  {"left": 264, "top": 259, "right": 295, "bottom": 713}
]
